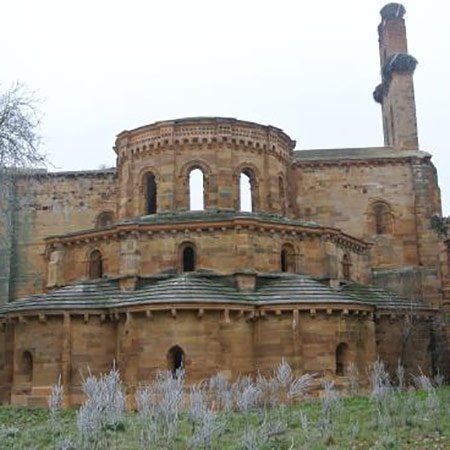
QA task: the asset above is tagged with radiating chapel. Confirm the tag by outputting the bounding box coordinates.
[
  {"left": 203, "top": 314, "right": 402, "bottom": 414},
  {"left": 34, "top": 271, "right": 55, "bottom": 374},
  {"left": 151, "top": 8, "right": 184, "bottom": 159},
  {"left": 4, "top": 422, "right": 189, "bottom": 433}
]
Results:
[{"left": 0, "top": 4, "right": 449, "bottom": 406}]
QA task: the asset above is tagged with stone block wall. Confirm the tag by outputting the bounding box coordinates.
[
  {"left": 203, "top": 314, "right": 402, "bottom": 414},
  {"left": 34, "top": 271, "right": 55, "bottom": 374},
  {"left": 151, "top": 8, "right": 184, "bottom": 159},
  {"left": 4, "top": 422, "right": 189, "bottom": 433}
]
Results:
[
  {"left": 46, "top": 224, "right": 370, "bottom": 285},
  {"left": 115, "top": 118, "right": 294, "bottom": 218},
  {"left": 375, "top": 314, "right": 433, "bottom": 377},
  {"left": 5, "top": 170, "right": 117, "bottom": 301},
  {"left": 292, "top": 154, "right": 443, "bottom": 304}
]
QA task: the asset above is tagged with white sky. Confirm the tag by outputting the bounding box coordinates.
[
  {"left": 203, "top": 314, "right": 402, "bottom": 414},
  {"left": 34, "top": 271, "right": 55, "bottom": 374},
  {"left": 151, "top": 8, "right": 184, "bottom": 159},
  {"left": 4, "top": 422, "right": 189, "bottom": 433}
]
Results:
[{"left": 2, "top": 0, "right": 449, "bottom": 214}]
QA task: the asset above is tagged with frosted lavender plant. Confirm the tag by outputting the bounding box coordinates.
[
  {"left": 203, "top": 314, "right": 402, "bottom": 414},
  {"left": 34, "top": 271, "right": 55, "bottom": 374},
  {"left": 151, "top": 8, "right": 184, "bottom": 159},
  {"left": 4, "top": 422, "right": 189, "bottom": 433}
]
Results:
[
  {"left": 412, "top": 371, "right": 441, "bottom": 420},
  {"left": 240, "top": 427, "right": 260, "bottom": 450},
  {"left": 189, "top": 384, "right": 207, "bottom": 425},
  {"left": 396, "top": 359, "right": 405, "bottom": 391},
  {"left": 76, "top": 367, "right": 126, "bottom": 445},
  {"left": 275, "top": 358, "right": 293, "bottom": 388},
  {"left": 256, "top": 372, "right": 280, "bottom": 408},
  {"left": 153, "top": 369, "right": 185, "bottom": 440},
  {"left": 317, "top": 380, "right": 341, "bottom": 443},
  {"left": 48, "top": 375, "right": 64, "bottom": 425},
  {"left": 208, "top": 373, "right": 233, "bottom": 411},
  {"left": 347, "top": 362, "right": 360, "bottom": 395},
  {"left": 287, "top": 373, "right": 315, "bottom": 401},
  {"left": 189, "top": 408, "right": 223, "bottom": 449},
  {"left": 135, "top": 385, "right": 156, "bottom": 446},
  {"left": 412, "top": 371, "right": 433, "bottom": 392},
  {"left": 369, "top": 358, "right": 391, "bottom": 407},
  {"left": 236, "top": 383, "right": 262, "bottom": 412},
  {"left": 433, "top": 369, "right": 445, "bottom": 387}
]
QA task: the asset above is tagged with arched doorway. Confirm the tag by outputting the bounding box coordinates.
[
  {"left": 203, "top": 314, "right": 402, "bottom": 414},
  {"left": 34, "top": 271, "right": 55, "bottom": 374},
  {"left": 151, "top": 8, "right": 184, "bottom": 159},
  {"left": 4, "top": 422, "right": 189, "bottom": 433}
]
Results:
[
  {"left": 281, "top": 244, "right": 295, "bottom": 273},
  {"left": 336, "top": 342, "right": 349, "bottom": 376},
  {"left": 21, "top": 350, "right": 33, "bottom": 383},
  {"left": 182, "top": 245, "right": 196, "bottom": 272},
  {"left": 167, "top": 345, "right": 185, "bottom": 377},
  {"left": 88, "top": 249, "right": 103, "bottom": 279}
]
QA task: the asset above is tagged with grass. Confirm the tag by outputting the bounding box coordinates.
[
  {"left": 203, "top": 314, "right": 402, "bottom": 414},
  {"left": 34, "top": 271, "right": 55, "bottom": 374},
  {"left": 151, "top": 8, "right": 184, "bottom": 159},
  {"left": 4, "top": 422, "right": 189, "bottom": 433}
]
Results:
[{"left": 0, "top": 387, "right": 449, "bottom": 449}]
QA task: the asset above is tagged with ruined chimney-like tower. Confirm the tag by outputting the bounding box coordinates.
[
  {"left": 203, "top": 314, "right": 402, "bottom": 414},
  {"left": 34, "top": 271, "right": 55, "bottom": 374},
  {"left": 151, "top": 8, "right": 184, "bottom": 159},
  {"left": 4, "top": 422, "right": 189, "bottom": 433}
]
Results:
[{"left": 374, "top": 3, "right": 419, "bottom": 150}]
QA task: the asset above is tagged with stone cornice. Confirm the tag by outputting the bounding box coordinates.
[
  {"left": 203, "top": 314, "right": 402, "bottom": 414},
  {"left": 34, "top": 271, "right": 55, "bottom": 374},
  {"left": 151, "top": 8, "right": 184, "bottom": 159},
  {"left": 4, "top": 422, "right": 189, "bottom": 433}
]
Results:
[
  {"left": 0, "top": 302, "right": 439, "bottom": 322},
  {"left": 115, "top": 117, "right": 296, "bottom": 164},
  {"left": 292, "top": 154, "right": 430, "bottom": 169},
  {"left": 44, "top": 215, "right": 371, "bottom": 253}
]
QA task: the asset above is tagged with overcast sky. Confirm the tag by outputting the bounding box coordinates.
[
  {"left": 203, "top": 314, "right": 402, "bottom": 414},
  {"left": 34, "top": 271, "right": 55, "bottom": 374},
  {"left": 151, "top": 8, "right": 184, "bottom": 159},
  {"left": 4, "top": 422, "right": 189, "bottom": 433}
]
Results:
[{"left": 2, "top": 0, "right": 449, "bottom": 214}]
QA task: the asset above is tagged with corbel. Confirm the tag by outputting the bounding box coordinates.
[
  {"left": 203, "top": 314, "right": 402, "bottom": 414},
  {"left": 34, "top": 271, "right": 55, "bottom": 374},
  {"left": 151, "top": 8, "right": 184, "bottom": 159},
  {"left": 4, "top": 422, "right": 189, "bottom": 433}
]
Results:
[
  {"left": 171, "top": 308, "right": 177, "bottom": 318},
  {"left": 197, "top": 308, "right": 204, "bottom": 319}
]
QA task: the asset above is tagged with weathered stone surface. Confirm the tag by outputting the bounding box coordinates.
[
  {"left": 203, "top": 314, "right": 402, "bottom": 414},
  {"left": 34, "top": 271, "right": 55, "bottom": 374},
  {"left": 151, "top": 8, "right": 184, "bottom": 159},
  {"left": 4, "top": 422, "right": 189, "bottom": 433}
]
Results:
[{"left": 0, "top": 4, "right": 448, "bottom": 406}]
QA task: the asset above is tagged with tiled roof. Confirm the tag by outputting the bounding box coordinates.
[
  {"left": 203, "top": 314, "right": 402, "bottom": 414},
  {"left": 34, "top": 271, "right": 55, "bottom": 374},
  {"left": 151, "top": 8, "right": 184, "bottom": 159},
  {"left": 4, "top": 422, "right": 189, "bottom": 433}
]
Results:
[
  {"left": 0, "top": 273, "right": 429, "bottom": 314},
  {"left": 341, "top": 283, "right": 425, "bottom": 309},
  {"left": 123, "top": 210, "right": 321, "bottom": 228}
]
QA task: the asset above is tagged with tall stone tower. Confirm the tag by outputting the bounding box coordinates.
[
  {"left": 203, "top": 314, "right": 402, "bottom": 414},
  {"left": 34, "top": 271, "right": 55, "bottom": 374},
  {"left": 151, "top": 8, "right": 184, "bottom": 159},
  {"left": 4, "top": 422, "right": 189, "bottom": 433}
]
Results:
[{"left": 374, "top": 3, "right": 419, "bottom": 150}]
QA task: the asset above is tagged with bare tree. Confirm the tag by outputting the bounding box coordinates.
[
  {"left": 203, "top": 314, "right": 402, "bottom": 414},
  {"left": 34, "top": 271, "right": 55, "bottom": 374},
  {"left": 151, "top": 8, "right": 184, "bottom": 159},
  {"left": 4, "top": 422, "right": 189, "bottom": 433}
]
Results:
[
  {"left": 0, "top": 82, "right": 45, "bottom": 169},
  {"left": 0, "top": 82, "right": 46, "bottom": 302}
]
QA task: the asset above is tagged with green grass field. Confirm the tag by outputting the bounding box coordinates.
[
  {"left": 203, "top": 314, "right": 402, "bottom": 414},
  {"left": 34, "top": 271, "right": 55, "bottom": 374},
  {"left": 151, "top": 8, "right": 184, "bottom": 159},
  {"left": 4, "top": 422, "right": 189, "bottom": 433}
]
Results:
[{"left": 0, "top": 387, "right": 449, "bottom": 449}]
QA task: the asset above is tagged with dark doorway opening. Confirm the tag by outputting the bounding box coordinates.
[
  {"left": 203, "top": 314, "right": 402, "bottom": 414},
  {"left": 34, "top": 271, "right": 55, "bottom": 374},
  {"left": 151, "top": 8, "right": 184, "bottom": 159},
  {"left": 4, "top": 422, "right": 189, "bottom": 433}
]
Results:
[
  {"left": 168, "top": 345, "right": 184, "bottom": 377},
  {"left": 336, "top": 342, "right": 349, "bottom": 376},
  {"left": 182, "top": 246, "right": 195, "bottom": 272},
  {"left": 146, "top": 173, "right": 157, "bottom": 214}
]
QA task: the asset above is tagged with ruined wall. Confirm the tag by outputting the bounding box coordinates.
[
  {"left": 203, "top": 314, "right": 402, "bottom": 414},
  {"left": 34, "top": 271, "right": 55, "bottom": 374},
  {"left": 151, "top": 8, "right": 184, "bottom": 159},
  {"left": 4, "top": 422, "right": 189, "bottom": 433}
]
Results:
[
  {"left": 0, "top": 176, "right": 16, "bottom": 304},
  {"left": 0, "top": 325, "right": 10, "bottom": 404},
  {"left": 8, "top": 170, "right": 117, "bottom": 300},
  {"left": 292, "top": 153, "right": 442, "bottom": 304},
  {"left": 375, "top": 314, "right": 433, "bottom": 377}
]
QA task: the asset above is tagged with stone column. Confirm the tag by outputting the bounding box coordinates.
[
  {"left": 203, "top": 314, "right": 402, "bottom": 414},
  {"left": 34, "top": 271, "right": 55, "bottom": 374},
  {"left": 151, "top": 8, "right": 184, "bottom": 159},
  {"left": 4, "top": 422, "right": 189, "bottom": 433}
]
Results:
[{"left": 61, "top": 313, "right": 71, "bottom": 406}]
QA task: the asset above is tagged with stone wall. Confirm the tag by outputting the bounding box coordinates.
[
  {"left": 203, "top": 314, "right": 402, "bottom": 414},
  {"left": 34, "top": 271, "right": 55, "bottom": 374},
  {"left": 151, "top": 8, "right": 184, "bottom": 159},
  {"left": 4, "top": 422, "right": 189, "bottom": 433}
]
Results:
[
  {"left": 0, "top": 307, "right": 381, "bottom": 406},
  {"left": 6, "top": 170, "right": 117, "bottom": 301},
  {"left": 292, "top": 153, "right": 442, "bottom": 304},
  {"left": 375, "top": 314, "right": 433, "bottom": 377},
  {"left": 115, "top": 118, "right": 294, "bottom": 218},
  {"left": 45, "top": 223, "right": 370, "bottom": 284}
]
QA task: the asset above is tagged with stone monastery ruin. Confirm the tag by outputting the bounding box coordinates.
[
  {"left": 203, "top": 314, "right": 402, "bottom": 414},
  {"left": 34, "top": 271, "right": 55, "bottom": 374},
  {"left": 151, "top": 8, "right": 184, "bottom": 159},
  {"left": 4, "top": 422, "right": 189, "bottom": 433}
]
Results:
[{"left": 0, "top": 3, "right": 449, "bottom": 406}]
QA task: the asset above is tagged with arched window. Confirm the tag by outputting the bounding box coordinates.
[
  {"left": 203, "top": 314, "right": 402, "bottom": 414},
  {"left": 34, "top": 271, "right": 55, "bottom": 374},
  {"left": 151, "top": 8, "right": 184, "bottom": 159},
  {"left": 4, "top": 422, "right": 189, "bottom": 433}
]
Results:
[
  {"left": 281, "top": 244, "right": 295, "bottom": 273},
  {"left": 182, "top": 245, "right": 196, "bottom": 272},
  {"left": 96, "top": 211, "right": 114, "bottom": 228},
  {"left": 167, "top": 345, "right": 185, "bottom": 377},
  {"left": 342, "top": 253, "right": 351, "bottom": 280},
  {"left": 372, "top": 202, "right": 392, "bottom": 235},
  {"left": 336, "top": 343, "right": 349, "bottom": 376},
  {"left": 21, "top": 351, "right": 33, "bottom": 383},
  {"left": 239, "top": 169, "right": 257, "bottom": 212},
  {"left": 189, "top": 168, "right": 205, "bottom": 211},
  {"left": 144, "top": 172, "right": 157, "bottom": 214},
  {"left": 89, "top": 250, "right": 103, "bottom": 279},
  {"left": 278, "top": 176, "right": 286, "bottom": 213}
]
